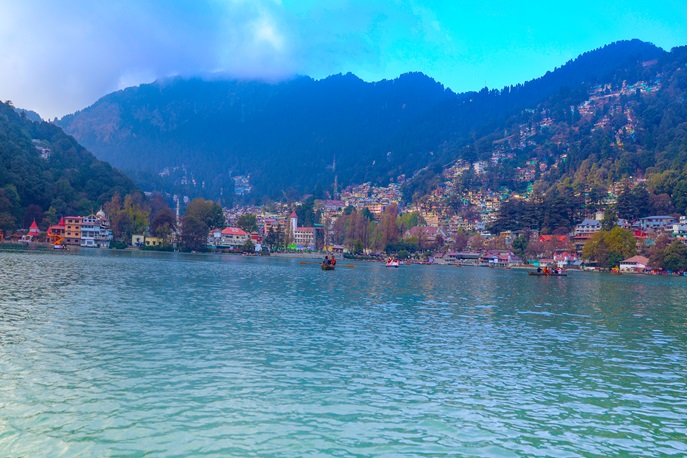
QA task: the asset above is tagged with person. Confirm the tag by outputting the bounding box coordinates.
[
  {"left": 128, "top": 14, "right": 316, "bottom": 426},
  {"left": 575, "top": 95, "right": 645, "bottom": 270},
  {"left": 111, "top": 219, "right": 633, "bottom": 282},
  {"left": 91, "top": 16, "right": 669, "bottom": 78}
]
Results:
[
  {"left": 537, "top": 267, "right": 542, "bottom": 273},
  {"left": 324, "top": 255, "right": 330, "bottom": 266},
  {"left": 331, "top": 255, "right": 336, "bottom": 266}
]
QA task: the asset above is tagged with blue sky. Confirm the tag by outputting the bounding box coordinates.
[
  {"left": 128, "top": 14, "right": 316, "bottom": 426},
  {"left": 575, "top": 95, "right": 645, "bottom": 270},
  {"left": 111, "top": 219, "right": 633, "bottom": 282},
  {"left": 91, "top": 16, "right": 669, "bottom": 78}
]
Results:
[{"left": 1, "top": 0, "right": 686, "bottom": 119}]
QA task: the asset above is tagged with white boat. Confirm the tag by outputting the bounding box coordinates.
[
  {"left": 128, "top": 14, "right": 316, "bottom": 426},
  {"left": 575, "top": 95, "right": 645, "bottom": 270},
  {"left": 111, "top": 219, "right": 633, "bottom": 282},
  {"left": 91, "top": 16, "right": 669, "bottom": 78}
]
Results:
[{"left": 385, "top": 260, "right": 400, "bottom": 268}]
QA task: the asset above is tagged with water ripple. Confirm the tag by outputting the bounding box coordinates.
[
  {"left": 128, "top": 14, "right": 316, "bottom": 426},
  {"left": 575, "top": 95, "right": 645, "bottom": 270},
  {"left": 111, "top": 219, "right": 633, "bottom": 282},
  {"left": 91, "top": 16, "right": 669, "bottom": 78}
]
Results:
[{"left": 1, "top": 250, "right": 686, "bottom": 456}]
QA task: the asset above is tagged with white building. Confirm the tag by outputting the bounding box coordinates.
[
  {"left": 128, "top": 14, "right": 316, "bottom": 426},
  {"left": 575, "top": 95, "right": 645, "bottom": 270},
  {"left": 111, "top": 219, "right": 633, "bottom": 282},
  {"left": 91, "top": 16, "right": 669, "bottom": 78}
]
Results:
[
  {"left": 80, "top": 211, "right": 112, "bottom": 248},
  {"left": 619, "top": 255, "right": 649, "bottom": 272},
  {"left": 574, "top": 219, "right": 602, "bottom": 236},
  {"left": 208, "top": 227, "right": 250, "bottom": 248}
]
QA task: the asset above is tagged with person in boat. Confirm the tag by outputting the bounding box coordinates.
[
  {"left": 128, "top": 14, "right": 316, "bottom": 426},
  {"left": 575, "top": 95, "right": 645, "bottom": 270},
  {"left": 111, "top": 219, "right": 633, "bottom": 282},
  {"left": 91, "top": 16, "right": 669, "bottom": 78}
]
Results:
[
  {"left": 330, "top": 255, "right": 336, "bottom": 266},
  {"left": 537, "top": 267, "right": 542, "bottom": 273},
  {"left": 324, "top": 255, "right": 330, "bottom": 266}
]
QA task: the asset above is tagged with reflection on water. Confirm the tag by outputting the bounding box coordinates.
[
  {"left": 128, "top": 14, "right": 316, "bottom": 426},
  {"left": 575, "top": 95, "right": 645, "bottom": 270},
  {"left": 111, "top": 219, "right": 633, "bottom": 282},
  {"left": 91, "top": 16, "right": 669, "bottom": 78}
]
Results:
[{"left": 1, "top": 248, "right": 686, "bottom": 456}]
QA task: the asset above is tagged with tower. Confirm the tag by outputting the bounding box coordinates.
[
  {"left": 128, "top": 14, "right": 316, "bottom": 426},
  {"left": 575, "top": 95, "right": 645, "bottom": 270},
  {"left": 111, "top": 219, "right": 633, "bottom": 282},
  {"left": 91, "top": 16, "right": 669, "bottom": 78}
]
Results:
[
  {"left": 332, "top": 156, "right": 338, "bottom": 200},
  {"left": 290, "top": 210, "right": 298, "bottom": 234},
  {"left": 175, "top": 197, "right": 181, "bottom": 233}
]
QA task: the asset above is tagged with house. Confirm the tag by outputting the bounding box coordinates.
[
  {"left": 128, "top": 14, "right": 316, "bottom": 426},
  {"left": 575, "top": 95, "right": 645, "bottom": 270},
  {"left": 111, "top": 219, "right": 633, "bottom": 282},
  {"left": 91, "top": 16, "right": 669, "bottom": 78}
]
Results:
[
  {"left": 635, "top": 216, "right": 678, "bottom": 232},
  {"left": 673, "top": 217, "right": 687, "bottom": 236},
  {"left": 132, "top": 234, "right": 165, "bottom": 247},
  {"left": 144, "top": 237, "right": 164, "bottom": 247},
  {"left": 553, "top": 251, "right": 579, "bottom": 267},
  {"left": 47, "top": 217, "right": 66, "bottom": 241},
  {"left": 209, "top": 227, "right": 250, "bottom": 248},
  {"left": 19, "top": 220, "right": 41, "bottom": 243},
  {"left": 539, "top": 235, "right": 569, "bottom": 244},
  {"left": 574, "top": 219, "right": 601, "bottom": 236},
  {"left": 619, "top": 255, "right": 649, "bottom": 272},
  {"left": 483, "top": 250, "right": 522, "bottom": 266},
  {"left": 80, "top": 214, "right": 112, "bottom": 248},
  {"left": 64, "top": 216, "right": 83, "bottom": 245}
]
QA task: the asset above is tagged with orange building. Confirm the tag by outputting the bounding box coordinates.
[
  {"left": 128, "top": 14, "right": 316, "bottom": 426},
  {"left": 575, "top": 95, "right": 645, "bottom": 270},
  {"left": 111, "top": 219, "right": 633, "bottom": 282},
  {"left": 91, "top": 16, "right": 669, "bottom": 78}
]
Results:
[{"left": 64, "top": 216, "right": 83, "bottom": 245}]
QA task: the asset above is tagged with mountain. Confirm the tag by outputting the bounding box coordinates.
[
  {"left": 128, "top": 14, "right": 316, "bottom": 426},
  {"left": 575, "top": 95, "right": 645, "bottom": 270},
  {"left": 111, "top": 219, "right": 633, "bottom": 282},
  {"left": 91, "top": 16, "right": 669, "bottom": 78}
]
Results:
[
  {"left": 408, "top": 43, "right": 687, "bottom": 233},
  {"left": 57, "top": 39, "right": 666, "bottom": 202},
  {"left": 14, "top": 108, "right": 43, "bottom": 123},
  {"left": 0, "top": 101, "right": 136, "bottom": 232}
]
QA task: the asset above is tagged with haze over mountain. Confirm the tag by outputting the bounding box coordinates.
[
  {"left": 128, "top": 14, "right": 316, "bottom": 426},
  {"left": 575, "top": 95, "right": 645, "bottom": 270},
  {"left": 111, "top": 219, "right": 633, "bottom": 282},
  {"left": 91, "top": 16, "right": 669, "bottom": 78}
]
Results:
[{"left": 57, "top": 39, "right": 669, "bottom": 203}]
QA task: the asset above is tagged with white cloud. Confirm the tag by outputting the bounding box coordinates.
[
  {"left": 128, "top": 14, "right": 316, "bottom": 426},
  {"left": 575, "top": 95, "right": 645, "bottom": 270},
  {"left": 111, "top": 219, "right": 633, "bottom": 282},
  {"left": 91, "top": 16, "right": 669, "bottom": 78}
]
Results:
[{"left": 0, "top": 0, "right": 295, "bottom": 119}]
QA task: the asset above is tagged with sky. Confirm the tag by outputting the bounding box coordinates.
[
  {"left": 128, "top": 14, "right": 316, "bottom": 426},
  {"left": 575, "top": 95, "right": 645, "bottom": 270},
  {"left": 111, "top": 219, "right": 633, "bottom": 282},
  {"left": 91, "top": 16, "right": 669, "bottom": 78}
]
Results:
[{"left": 1, "top": 0, "right": 686, "bottom": 120}]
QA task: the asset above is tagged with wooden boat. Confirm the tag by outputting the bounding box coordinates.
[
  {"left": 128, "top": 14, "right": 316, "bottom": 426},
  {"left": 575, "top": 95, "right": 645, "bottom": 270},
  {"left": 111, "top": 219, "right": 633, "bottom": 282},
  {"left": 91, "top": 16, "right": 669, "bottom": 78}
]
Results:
[
  {"left": 321, "top": 263, "right": 335, "bottom": 271},
  {"left": 528, "top": 271, "right": 567, "bottom": 276}
]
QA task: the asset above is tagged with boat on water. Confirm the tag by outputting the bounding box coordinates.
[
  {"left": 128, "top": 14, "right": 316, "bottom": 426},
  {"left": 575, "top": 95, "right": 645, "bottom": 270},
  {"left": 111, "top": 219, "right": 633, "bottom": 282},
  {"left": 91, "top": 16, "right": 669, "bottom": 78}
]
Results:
[
  {"left": 528, "top": 271, "right": 567, "bottom": 277},
  {"left": 321, "top": 263, "right": 335, "bottom": 271},
  {"left": 385, "top": 260, "right": 400, "bottom": 268}
]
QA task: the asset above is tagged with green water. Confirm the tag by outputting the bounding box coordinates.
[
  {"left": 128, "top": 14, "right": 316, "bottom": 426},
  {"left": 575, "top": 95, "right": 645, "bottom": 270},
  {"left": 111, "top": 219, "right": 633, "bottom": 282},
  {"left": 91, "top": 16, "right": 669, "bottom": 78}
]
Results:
[{"left": 1, "top": 248, "right": 686, "bottom": 456}]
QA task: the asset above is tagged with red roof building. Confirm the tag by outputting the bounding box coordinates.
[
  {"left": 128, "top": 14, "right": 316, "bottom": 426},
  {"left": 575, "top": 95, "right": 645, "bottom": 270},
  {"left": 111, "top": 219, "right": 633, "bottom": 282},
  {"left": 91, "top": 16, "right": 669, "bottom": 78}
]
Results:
[{"left": 28, "top": 220, "right": 40, "bottom": 236}]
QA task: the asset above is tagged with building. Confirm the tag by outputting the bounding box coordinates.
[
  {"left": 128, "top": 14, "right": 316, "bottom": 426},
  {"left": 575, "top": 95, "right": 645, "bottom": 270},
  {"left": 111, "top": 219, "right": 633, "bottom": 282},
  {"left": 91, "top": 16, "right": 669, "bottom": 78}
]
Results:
[
  {"left": 132, "top": 234, "right": 165, "bottom": 247},
  {"left": 47, "top": 217, "right": 66, "bottom": 241},
  {"left": 635, "top": 216, "right": 678, "bottom": 232},
  {"left": 672, "top": 217, "right": 687, "bottom": 237},
  {"left": 574, "top": 219, "right": 602, "bottom": 236},
  {"left": 287, "top": 211, "right": 320, "bottom": 250},
  {"left": 293, "top": 227, "right": 316, "bottom": 249},
  {"left": 208, "top": 227, "right": 250, "bottom": 248},
  {"left": 64, "top": 216, "right": 82, "bottom": 245},
  {"left": 573, "top": 219, "right": 602, "bottom": 250},
  {"left": 619, "top": 255, "right": 649, "bottom": 272},
  {"left": 80, "top": 211, "right": 113, "bottom": 248}
]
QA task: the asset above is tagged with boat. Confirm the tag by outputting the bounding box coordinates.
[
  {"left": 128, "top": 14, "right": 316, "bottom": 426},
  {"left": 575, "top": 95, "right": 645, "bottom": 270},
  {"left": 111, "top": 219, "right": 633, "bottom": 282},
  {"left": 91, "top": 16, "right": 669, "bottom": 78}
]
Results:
[
  {"left": 528, "top": 271, "right": 567, "bottom": 276},
  {"left": 385, "top": 260, "right": 400, "bottom": 268},
  {"left": 321, "top": 263, "right": 335, "bottom": 271}
]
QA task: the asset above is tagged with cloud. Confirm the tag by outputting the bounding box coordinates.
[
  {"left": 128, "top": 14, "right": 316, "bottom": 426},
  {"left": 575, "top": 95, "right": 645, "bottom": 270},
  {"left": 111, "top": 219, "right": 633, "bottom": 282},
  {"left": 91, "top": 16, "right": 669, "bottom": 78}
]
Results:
[
  {"left": 0, "top": 0, "right": 294, "bottom": 119},
  {"left": 1, "top": 0, "right": 685, "bottom": 119}
]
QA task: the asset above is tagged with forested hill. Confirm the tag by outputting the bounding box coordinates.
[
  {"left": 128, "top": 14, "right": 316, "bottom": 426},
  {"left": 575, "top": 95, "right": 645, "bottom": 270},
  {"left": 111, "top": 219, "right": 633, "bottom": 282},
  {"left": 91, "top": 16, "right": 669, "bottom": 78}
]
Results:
[
  {"left": 0, "top": 101, "right": 136, "bottom": 232},
  {"left": 57, "top": 39, "right": 665, "bottom": 202}
]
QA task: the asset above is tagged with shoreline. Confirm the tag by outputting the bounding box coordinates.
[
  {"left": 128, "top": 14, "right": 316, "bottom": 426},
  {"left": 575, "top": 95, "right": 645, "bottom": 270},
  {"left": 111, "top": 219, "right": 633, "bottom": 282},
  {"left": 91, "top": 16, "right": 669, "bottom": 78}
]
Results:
[{"left": 1, "top": 242, "right": 684, "bottom": 276}]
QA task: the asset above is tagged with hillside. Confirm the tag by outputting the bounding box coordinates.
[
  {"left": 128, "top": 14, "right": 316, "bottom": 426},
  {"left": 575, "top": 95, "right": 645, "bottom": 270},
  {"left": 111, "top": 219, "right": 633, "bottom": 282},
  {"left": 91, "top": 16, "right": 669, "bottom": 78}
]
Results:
[
  {"left": 404, "top": 44, "right": 687, "bottom": 234},
  {"left": 57, "top": 39, "right": 665, "bottom": 203},
  {"left": 0, "top": 101, "right": 136, "bottom": 233}
]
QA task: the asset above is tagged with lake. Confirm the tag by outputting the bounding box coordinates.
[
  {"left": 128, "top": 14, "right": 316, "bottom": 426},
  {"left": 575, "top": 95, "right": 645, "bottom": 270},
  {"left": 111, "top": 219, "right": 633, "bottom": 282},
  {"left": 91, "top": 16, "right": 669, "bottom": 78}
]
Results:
[{"left": 1, "top": 247, "right": 686, "bottom": 456}]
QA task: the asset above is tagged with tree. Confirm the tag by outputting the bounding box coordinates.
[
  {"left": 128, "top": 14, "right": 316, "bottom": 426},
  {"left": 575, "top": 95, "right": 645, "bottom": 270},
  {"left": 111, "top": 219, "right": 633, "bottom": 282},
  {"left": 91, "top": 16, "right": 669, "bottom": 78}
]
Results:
[
  {"left": 237, "top": 213, "right": 258, "bottom": 233},
  {"left": 151, "top": 207, "right": 176, "bottom": 241},
  {"left": 352, "top": 239, "right": 364, "bottom": 255},
  {"left": 181, "top": 215, "right": 208, "bottom": 251},
  {"left": 582, "top": 227, "right": 636, "bottom": 268},
  {"left": 512, "top": 234, "right": 528, "bottom": 261},
  {"left": 601, "top": 209, "right": 618, "bottom": 231},
  {"left": 662, "top": 241, "right": 687, "bottom": 272},
  {"left": 605, "top": 227, "right": 637, "bottom": 260},
  {"left": 583, "top": 232, "right": 610, "bottom": 267},
  {"left": 22, "top": 204, "right": 44, "bottom": 229},
  {"left": 185, "top": 198, "right": 225, "bottom": 229},
  {"left": 453, "top": 232, "right": 469, "bottom": 252},
  {"left": 295, "top": 197, "right": 320, "bottom": 227},
  {"left": 242, "top": 238, "right": 256, "bottom": 253}
]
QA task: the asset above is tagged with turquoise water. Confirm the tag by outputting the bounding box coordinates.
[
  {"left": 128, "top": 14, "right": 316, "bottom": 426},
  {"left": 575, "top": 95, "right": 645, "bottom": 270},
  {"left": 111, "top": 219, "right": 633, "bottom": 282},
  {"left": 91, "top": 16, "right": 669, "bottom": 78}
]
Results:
[{"left": 1, "top": 248, "right": 686, "bottom": 456}]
